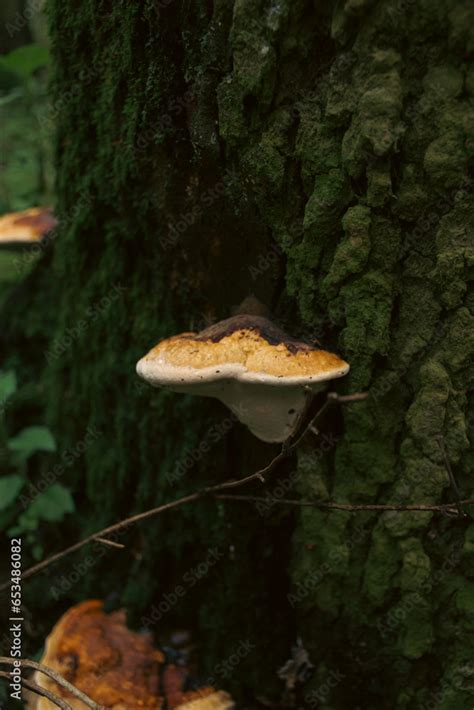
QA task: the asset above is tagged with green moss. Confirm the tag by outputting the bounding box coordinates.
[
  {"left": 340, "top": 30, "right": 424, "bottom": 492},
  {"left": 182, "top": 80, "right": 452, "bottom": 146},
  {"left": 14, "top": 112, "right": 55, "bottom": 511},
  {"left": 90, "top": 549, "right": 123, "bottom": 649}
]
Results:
[
  {"left": 400, "top": 539, "right": 431, "bottom": 592},
  {"left": 456, "top": 583, "right": 474, "bottom": 629},
  {"left": 399, "top": 598, "right": 434, "bottom": 659},
  {"left": 366, "top": 162, "right": 392, "bottom": 206},
  {"left": 363, "top": 524, "right": 400, "bottom": 605},
  {"left": 424, "top": 130, "right": 467, "bottom": 189},
  {"left": 322, "top": 205, "right": 371, "bottom": 296}
]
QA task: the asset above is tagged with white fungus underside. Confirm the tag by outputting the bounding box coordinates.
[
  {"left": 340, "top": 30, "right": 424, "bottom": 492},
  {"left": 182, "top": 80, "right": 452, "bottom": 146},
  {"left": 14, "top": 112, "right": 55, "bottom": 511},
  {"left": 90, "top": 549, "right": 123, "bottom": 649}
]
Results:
[
  {"left": 136, "top": 358, "right": 349, "bottom": 387},
  {"left": 136, "top": 358, "right": 349, "bottom": 442}
]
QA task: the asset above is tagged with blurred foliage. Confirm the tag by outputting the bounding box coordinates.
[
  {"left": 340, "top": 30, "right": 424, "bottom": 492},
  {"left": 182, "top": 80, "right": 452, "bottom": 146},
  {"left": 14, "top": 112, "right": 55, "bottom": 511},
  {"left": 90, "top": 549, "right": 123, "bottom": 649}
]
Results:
[
  {"left": 0, "top": 369, "right": 74, "bottom": 562},
  {"left": 0, "top": 41, "right": 54, "bottom": 214}
]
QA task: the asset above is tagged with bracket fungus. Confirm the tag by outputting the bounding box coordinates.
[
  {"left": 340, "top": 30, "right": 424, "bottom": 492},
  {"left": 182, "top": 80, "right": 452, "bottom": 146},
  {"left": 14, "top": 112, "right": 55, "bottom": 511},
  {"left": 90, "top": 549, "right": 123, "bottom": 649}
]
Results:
[
  {"left": 136, "top": 314, "right": 349, "bottom": 443},
  {"left": 0, "top": 206, "right": 57, "bottom": 248},
  {"left": 30, "top": 600, "right": 234, "bottom": 709}
]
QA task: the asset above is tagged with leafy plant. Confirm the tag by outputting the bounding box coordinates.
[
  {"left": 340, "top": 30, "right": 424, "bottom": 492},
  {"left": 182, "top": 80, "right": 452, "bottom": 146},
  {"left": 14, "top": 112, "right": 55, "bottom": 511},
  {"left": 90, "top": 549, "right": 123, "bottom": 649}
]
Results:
[
  {"left": 0, "top": 43, "right": 50, "bottom": 81},
  {"left": 0, "top": 369, "right": 75, "bottom": 560},
  {"left": 0, "top": 369, "right": 17, "bottom": 404},
  {"left": 0, "top": 42, "right": 54, "bottom": 214},
  {"left": 0, "top": 474, "right": 25, "bottom": 510},
  {"left": 8, "top": 425, "right": 56, "bottom": 464}
]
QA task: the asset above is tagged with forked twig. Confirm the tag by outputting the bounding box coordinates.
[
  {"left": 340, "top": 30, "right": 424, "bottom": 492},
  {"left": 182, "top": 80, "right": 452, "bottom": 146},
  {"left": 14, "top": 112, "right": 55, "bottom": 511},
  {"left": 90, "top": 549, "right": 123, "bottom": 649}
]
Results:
[
  {"left": 0, "top": 657, "right": 102, "bottom": 709},
  {"left": 0, "top": 668, "right": 71, "bottom": 709},
  {"left": 436, "top": 434, "right": 466, "bottom": 518},
  {"left": 21, "top": 676, "right": 73, "bottom": 709},
  {"left": 94, "top": 536, "right": 125, "bottom": 549},
  {"left": 14, "top": 675, "right": 72, "bottom": 709},
  {"left": 4, "top": 391, "right": 468, "bottom": 592},
  {"left": 0, "top": 391, "right": 348, "bottom": 588},
  {"left": 0, "top": 493, "right": 202, "bottom": 590}
]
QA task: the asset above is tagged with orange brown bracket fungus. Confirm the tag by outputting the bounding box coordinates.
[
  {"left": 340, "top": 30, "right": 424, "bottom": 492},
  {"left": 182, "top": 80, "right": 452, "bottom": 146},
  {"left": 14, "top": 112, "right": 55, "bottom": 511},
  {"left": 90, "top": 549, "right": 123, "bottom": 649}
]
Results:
[
  {"left": 136, "top": 314, "right": 349, "bottom": 443},
  {"left": 0, "top": 206, "right": 57, "bottom": 248},
  {"left": 162, "top": 665, "right": 234, "bottom": 710},
  {"left": 30, "top": 600, "right": 234, "bottom": 709}
]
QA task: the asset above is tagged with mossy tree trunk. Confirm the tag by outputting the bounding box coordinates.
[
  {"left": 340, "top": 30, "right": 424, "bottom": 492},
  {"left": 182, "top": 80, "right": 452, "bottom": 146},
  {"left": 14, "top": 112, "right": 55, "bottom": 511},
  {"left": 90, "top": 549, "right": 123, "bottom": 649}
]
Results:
[{"left": 4, "top": 0, "right": 474, "bottom": 708}]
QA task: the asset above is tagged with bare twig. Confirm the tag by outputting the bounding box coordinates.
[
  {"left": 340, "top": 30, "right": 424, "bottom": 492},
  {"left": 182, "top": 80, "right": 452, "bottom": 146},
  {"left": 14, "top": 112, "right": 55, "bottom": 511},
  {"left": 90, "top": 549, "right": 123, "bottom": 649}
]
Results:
[
  {"left": 14, "top": 391, "right": 339, "bottom": 588},
  {"left": 27, "top": 678, "right": 74, "bottom": 709},
  {"left": 22, "top": 676, "right": 74, "bottom": 709},
  {"left": 0, "top": 493, "right": 202, "bottom": 590},
  {"left": 94, "top": 536, "right": 125, "bottom": 549},
  {"left": 0, "top": 669, "right": 72, "bottom": 710},
  {"left": 0, "top": 671, "right": 72, "bottom": 710},
  {"left": 0, "top": 657, "right": 104, "bottom": 709},
  {"left": 436, "top": 434, "right": 466, "bottom": 518},
  {"left": 214, "top": 494, "right": 474, "bottom": 514},
  {"left": 204, "top": 390, "right": 343, "bottom": 493},
  {"left": 0, "top": 390, "right": 395, "bottom": 591}
]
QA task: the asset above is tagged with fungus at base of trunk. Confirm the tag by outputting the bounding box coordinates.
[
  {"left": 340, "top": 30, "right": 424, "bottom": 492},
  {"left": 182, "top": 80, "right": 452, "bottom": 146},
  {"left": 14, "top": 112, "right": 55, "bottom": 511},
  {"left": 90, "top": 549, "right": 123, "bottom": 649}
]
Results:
[{"left": 29, "top": 600, "right": 235, "bottom": 710}]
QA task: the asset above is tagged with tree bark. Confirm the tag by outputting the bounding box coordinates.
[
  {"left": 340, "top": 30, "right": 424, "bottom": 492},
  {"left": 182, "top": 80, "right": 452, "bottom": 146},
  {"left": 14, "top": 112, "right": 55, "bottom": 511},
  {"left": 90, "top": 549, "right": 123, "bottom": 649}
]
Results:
[{"left": 4, "top": 0, "right": 474, "bottom": 707}]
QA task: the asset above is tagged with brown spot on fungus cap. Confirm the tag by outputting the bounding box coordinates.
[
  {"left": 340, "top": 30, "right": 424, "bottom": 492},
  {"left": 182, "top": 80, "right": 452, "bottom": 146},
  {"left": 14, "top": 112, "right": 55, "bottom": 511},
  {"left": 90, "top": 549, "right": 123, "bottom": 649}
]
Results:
[
  {"left": 136, "top": 315, "right": 349, "bottom": 443},
  {"left": 0, "top": 206, "right": 57, "bottom": 248}
]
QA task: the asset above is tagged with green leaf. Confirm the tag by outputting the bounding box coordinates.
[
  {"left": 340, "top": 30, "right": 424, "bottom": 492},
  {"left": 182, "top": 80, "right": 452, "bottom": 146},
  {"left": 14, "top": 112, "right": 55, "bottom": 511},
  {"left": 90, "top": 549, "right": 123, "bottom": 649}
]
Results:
[
  {"left": 0, "top": 370, "right": 17, "bottom": 407},
  {"left": 28, "top": 483, "right": 74, "bottom": 522},
  {"left": 8, "top": 426, "right": 56, "bottom": 462},
  {"left": 0, "top": 474, "right": 24, "bottom": 511},
  {"left": 0, "top": 44, "right": 50, "bottom": 80},
  {"left": 8, "top": 483, "right": 74, "bottom": 536},
  {"left": 31, "top": 543, "right": 44, "bottom": 561}
]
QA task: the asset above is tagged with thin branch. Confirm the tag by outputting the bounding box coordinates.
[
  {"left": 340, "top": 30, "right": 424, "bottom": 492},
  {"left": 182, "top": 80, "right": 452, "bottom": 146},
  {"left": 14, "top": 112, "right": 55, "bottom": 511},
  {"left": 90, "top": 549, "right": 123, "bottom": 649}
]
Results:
[
  {"left": 214, "top": 494, "right": 474, "bottom": 514},
  {"left": 0, "top": 657, "right": 103, "bottom": 709},
  {"left": 94, "top": 536, "right": 125, "bottom": 549},
  {"left": 436, "top": 434, "right": 466, "bottom": 517},
  {"left": 0, "top": 669, "right": 72, "bottom": 710},
  {"left": 205, "top": 390, "right": 331, "bottom": 492},
  {"left": 0, "top": 493, "right": 201, "bottom": 590},
  {"left": 1, "top": 399, "right": 329, "bottom": 588},
  {"left": 21, "top": 676, "right": 73, "bottom": 710},
  {"left": 0, "top": 391, "right": 374, "bottom": 590},
  {"left": 210, "top": 390, "right": 345, "bottom": 492},
  {"left": 0, "top": 671, "right": 72, "bottom": 710}
]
